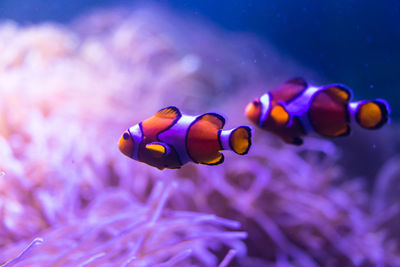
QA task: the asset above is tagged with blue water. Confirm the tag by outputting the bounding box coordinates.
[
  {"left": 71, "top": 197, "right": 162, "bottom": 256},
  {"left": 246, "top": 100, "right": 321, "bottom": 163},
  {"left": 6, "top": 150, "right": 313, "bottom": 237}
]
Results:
[{"left": 1, "top": 0, "right": 399, "bottom": 117}]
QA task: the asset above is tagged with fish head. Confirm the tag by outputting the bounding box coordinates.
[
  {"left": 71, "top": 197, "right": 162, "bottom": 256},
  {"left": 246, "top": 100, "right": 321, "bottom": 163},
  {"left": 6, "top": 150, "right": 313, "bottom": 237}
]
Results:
[
  {"left": 245, "top": 98, "right": 262, "bottom": 125},
  {"left": 118, "top": 129, "right": 136, "bottom": 158}
]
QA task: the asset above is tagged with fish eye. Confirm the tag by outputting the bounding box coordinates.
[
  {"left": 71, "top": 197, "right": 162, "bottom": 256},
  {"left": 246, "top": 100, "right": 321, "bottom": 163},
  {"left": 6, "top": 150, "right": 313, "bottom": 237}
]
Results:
[
  {"left": 123, "top": 132, "right": 130, "bottom": 140},
  {"left": 252, "top": 100, "right": 260, "bottom": 106}
]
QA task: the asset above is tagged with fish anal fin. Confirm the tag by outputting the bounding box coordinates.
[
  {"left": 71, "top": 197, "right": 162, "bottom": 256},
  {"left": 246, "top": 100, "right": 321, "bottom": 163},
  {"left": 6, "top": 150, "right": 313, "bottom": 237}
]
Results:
[
  {"left": 292, "top": 136, "right": 304, "bottom": 145},
  {"left": 339, "top": 125, "right": 351, "bottom": 137},
  {"left": 155, "top": 106, "right": 182, "bottom": 119},
  {"left": 282, "top": 136, "right": 303, "bottom": 146},
  {"left": 197, "top": 113, "right": 225, "bottom": 129},
  {"left": 201, "top": 153, "right": 224, "bottom": 166},
  {"left": 145, "top": 142, "right": 169, "bottom": 158}
]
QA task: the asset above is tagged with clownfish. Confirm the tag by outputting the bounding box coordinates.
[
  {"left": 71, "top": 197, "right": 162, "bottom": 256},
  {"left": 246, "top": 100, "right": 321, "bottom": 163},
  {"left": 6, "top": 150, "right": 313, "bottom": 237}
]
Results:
[
  {"left": 118, "top": 106, "right": 252, "bottom": 170},
  {"left": 245, "top": 77, "right": 390, "bottom": 145}
]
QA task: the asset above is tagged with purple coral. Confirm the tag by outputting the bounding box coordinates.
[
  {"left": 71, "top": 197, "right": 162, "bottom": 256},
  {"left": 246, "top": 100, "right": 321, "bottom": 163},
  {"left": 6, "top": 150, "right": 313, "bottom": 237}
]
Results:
[{"left": 1, "top": 179, "right": 247, "bottom": 266}]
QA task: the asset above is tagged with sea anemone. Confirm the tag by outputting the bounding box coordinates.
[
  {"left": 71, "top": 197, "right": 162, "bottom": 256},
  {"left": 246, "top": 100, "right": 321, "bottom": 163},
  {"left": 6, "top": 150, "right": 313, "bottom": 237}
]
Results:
[{"left": 0, "top": 5, "right": 398, "bottom": 267}]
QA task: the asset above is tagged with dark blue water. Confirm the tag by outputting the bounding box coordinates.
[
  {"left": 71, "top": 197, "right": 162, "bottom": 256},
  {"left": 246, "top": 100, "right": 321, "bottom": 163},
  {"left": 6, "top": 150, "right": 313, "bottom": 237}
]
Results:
[{"left": 1, "top": 0, "right": 399, "bottom": 118}]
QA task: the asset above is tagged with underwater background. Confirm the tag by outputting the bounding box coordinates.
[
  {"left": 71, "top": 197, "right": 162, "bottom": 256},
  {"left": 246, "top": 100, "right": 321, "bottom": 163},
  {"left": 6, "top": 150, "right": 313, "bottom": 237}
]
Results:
[
  {"left": 0, "top": 1, "right": 399, "bottom": 266},
  {"left": 1, "top": 0, "right": 399, "bottom": 118}
]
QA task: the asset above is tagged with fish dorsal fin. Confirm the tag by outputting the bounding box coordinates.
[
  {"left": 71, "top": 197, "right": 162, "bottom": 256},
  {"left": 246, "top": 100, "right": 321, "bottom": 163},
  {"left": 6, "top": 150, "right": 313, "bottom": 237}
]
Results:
[
  {"left": 155, "top": 106, "right": 182, "bottom": 119},
  {"left": 270, "top": 104, "right": 290, "bottom": 126},
  {"left": 285, "top": 77, "right": 308, "bottom": 87},
  {"left": 145, "top": 142, "right": 170, "bottom": 158},
  {"left": 142, "top": 106, "right": 182, "bottom": 138},
  {"left": 272, "top": 77, "right": 308, "bottom": 103},
  {"left": 322, "top": 85, "right": 351, "bottom": 103},
  {"left": 197, "top": 113, "right": 225, "bottom": 129}
]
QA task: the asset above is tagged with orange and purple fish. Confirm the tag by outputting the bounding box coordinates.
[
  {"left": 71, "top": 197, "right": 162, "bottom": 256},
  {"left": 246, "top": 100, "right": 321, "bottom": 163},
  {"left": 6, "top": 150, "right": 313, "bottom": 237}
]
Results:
[
  {"left": 119, "top": 106, "right": 252, "bottom": 170},
  {"left": 245, "top": 77, "right": 390, "bottom": 145}
]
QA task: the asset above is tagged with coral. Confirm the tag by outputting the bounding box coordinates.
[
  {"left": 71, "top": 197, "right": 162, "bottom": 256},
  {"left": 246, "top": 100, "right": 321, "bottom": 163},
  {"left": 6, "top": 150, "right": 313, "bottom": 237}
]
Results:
[
  {"left": 0, "top": 4, "right": 398, "bottom": 267},
  {"left": 1, "top": 179, "right": 246, "bottom": 266}
]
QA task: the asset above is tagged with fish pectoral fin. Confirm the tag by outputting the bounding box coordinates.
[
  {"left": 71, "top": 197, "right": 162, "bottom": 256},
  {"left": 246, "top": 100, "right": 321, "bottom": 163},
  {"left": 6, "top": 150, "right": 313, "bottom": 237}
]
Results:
[
  {"left": 285, "top": 77, "right": 308, "bottom": 88},
  {"left": 200, "top": 152, "right": 224, "bottom": 166},
  {"left": 270, "top": 104, "right": 290, "bottom": 126},
  {"left": 273, "top": 78, "right": 308, "bottom": 103},
  {"left": 155, "top": 106, "right": 182, "bottom": 120},
  {"left": 322, "top": 85, "right": 352, "bottom": 103},
  {"left": 197, "top": 113, "right": 225, "bottom": 129},
  {"left": 145, "top": 142, "right": 170, "bottom": 158}
]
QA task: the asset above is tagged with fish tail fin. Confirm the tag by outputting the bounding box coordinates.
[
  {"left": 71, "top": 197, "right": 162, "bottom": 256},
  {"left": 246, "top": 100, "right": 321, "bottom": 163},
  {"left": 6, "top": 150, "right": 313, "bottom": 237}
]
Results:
[
  {"left": 219, "top": 126, "right": 252, "bottom": 155},
  {"left": 350, "top": 99, "right": 390, "bottom": 129}
]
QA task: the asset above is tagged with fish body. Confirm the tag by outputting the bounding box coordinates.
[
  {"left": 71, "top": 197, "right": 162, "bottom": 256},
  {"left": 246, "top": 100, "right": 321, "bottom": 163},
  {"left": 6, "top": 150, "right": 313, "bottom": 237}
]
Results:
[
  {"left": 245, "top": 78, "right": 390, "bottom": 145},
  {"left": 119, "top": 106, "right": 252, "bottom": 169}
]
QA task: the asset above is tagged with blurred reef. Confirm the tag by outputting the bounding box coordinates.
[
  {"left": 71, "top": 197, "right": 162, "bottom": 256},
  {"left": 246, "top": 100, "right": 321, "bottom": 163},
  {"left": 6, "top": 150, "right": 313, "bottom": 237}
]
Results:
[
  {"left": 0, "top": 4, "right": 399, "bottom": 267},
  {"left": 1, "top": 0, "right": 399, "bottom": 118}
]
